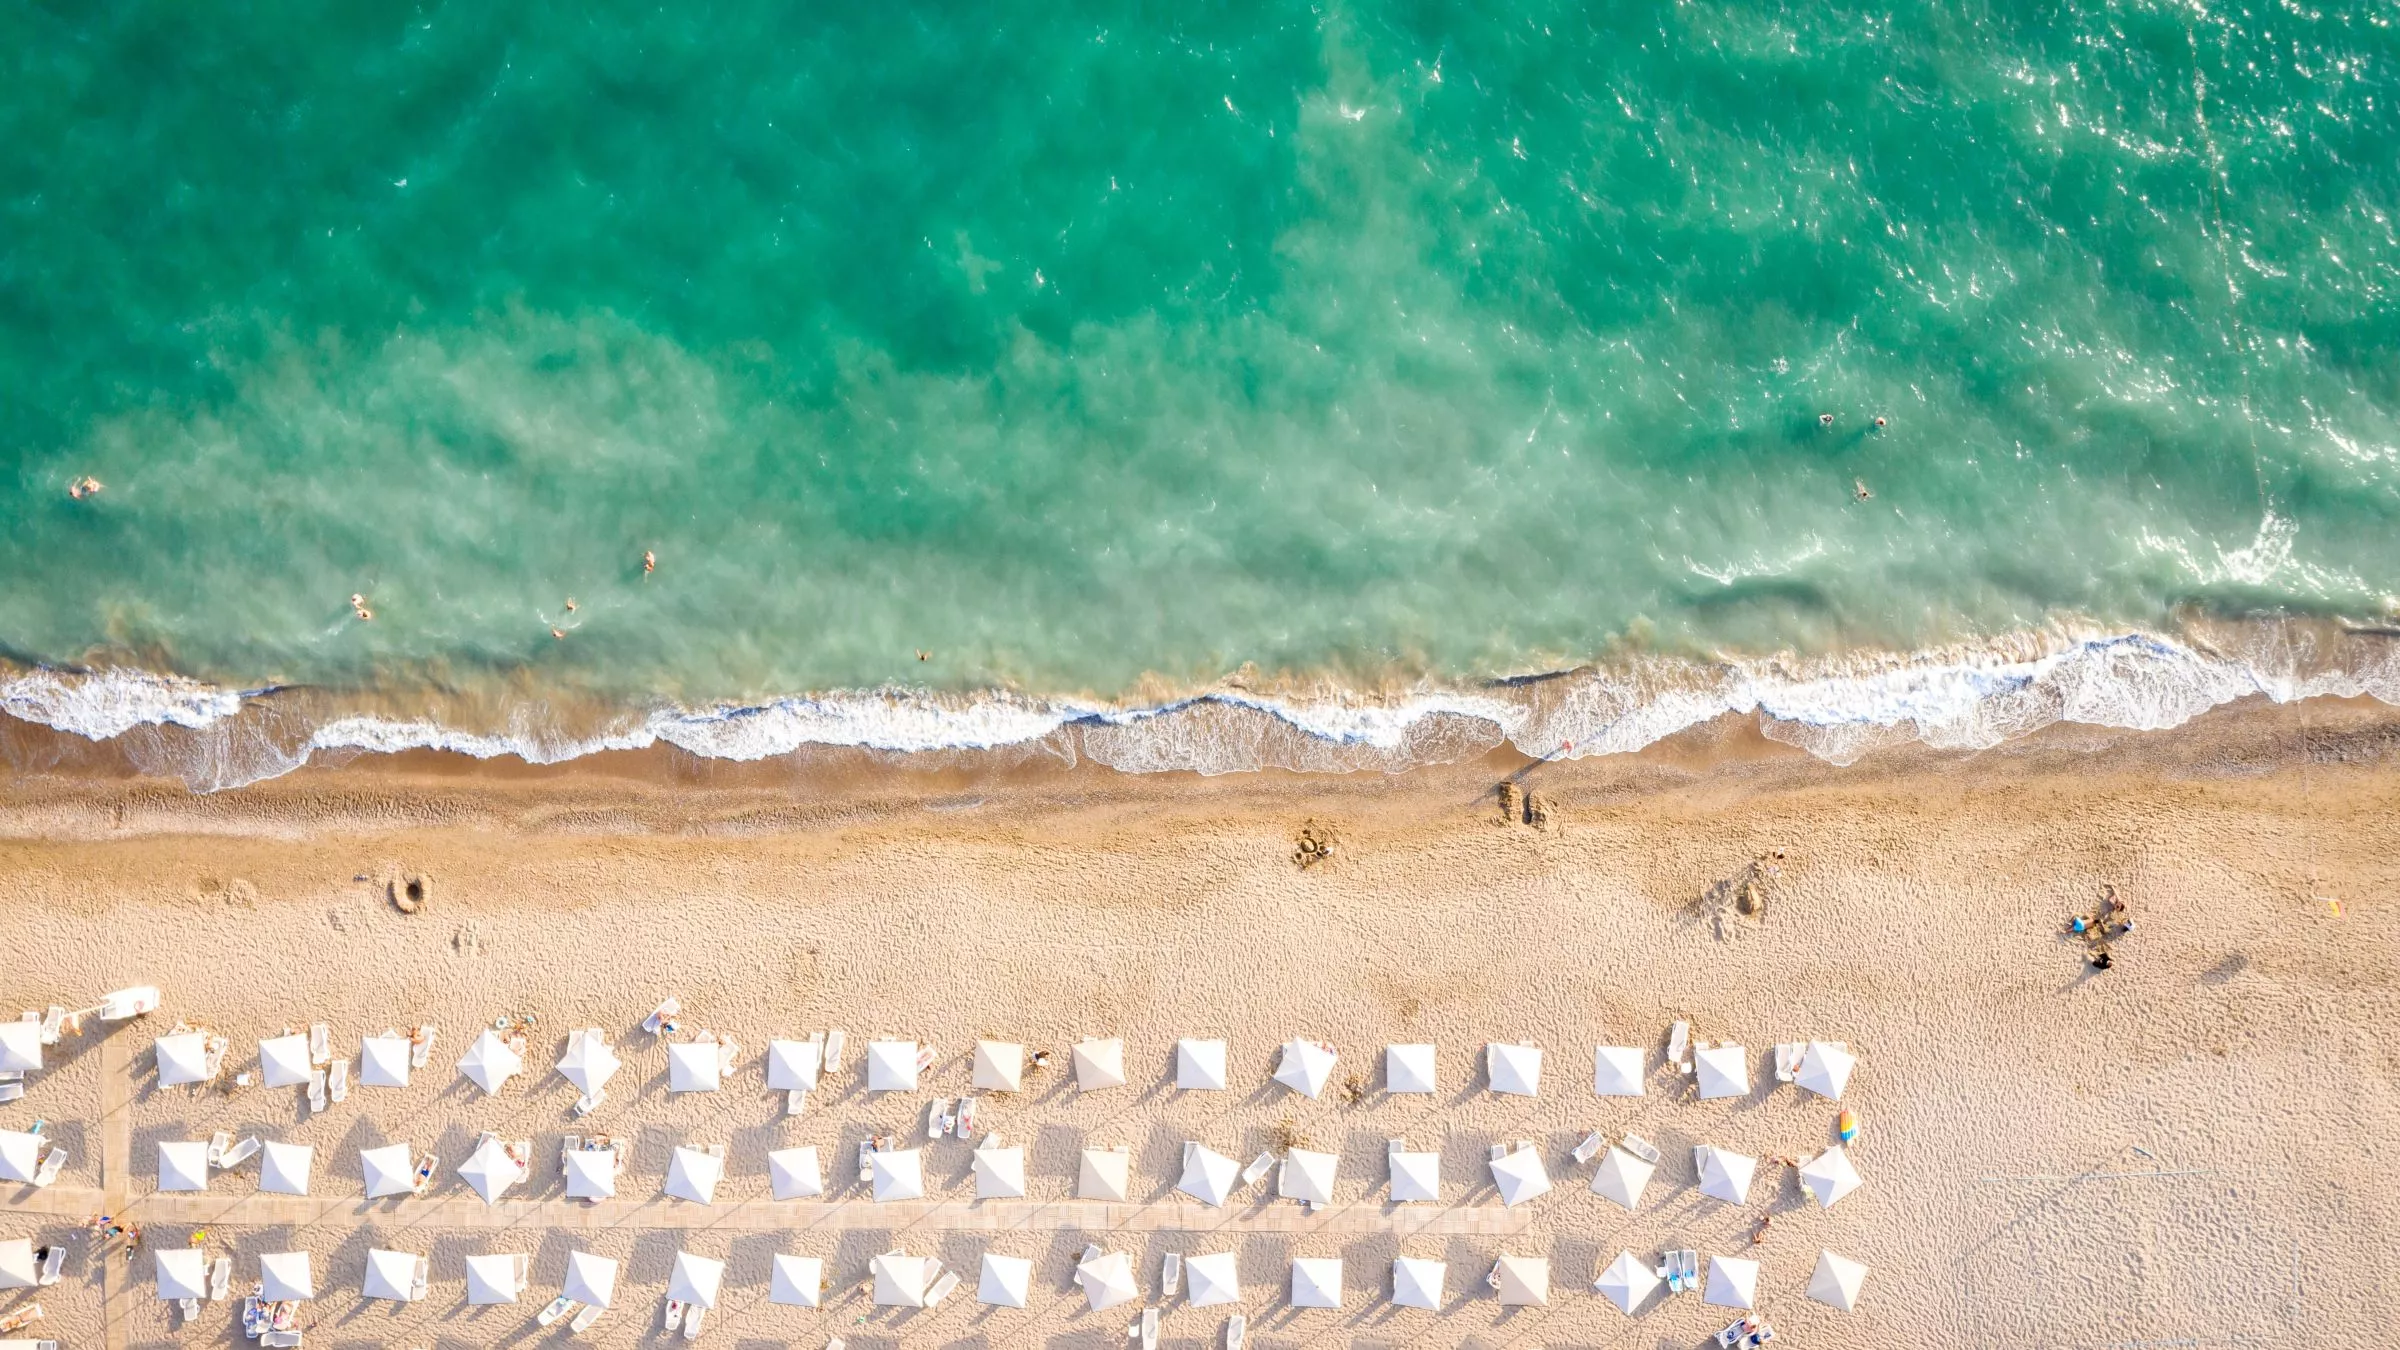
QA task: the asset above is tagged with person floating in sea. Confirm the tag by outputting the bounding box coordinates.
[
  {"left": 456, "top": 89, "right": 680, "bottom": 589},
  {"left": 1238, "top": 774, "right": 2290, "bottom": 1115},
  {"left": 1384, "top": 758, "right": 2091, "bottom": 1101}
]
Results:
[
  {"left": 1873, "top": 416, "right": 1888, "bottom": 429},
  {"left": 1818, "top": 413, "right": 1835, "bottom": 428},
  {"left": 643, "top": 549, "right": 656, "bottom": 577},
  {"left": 551, "top": 627, "right": 566, "bottom": 640},
  {"left": 1853, "top": 479, "right": 1873, "bottom": 501},
  {"left": 916, "top": 650, "right": 930, "bottom": 662},
  {"left": 68, "top": 475, "right": 103, "bottom": 499},
  {"left": 564, "top": 597, "right": 577, "bottom": 612},
  {"left": 350, "top": 593, "right": 374, "bottom": 621}
]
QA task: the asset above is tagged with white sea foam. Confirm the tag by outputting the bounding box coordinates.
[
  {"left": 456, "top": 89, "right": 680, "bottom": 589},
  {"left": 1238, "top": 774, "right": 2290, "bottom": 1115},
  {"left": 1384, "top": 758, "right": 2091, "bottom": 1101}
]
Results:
[{"left": 4, "top": 622, "right": 2397, "bottom": 790}]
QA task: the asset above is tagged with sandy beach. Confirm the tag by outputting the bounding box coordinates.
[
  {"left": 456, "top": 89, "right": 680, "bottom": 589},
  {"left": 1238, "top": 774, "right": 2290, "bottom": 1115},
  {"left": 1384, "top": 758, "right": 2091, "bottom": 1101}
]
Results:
[{"left": 1, "top": 695, "right": 2396, "bottom": 1349}]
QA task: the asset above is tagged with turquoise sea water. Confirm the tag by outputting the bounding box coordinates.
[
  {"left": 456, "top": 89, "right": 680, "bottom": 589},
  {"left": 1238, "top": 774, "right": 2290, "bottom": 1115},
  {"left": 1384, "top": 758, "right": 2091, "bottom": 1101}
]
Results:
[{"left": 2, "top": 1, "right": 2398, "bottom": 780}]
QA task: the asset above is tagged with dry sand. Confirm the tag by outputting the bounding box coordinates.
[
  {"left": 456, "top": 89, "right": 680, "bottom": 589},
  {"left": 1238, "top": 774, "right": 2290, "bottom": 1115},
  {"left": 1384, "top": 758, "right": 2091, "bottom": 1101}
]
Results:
[{"left": 1, "top": 696, "right": 2397, "bottom": 1349}]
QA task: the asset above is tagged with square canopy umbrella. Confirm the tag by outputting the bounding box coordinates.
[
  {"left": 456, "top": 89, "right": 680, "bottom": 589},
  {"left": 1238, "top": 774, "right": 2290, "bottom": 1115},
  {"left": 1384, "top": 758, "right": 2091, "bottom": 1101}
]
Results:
[
  {"left": 1290, "top": 1256, "right": 1342, "bottom": 1309},
  {"left": 360, "top": 1143, "right": 415, "bottom": 1198},
  {"left": 1391, "top": 1256, "right": 1445, "bottom": 1310},
  {"left": 1389, "top": 1150, "right": 1441, "bottom": 1203},
  {"left": 1705, "top": 1255, "right": 1759, "bottom": 1309},
  {"left": 155, "top": 1248, "right": 208, "bottom": 1301},
  {"left": 766, "top": 1038, "right": 822, "bottom": 1091},
  {"left": 464, "top": 1253, "right": 523, "bottom": 1304},
  {"left": 1078, "top": 1146, "right": 1131, "bottom": 1201},
  {"left": 1693, "top": 1145, "right": 1757, "bottom": 1204},
  {"left": 156, "top": 1140, "right": 209, "bottom": 1192},
  {"left": 976, "top": 1253, "right": 1031, "bottom": 1309},
  {"left": 0, "top": 1239, "right": 35, "bottom": 1290},
  {"left": 259, "top": 1141, "right": 312, "bottom": 1196},
  {"left": 1076, "top": 1250, "right": 1138, "bottom": 1311},
  {"left": 872, "top": 1251, "right": 932, "bottom": 1307},
  {"left": 971, "top": 1040, "right": 1022, "bottom": 1092},
  {"left": 770, "top": 1254, "right": 825, "bottom": 1307},
  {"left": 1385, "top": 1043, "right": 1437, "bottom": 1094},
  {"left": 154, "top": 1031, "right": 210, "bottom": 1087},
  {"left": 767, "top": 1146, "right": 822, "bottom": 1200},
  {"left": 1799, "top": 1144, "right": 1863, "bottom": 1209},
  {"left": 1178, "top": 1144, "right": 1239, "bottom": 1206},
  {"left": 258, "top": 1034, "right": 313, "bottom": 1089},
  {"left": 870, "top": 1148, "right": 925, "bottom": 1202},
  {"left": 668, "top": 1251, "right": 724, "bottom": 1309},
  {"left": 1491, "top": 1147, "right": 1552, "bottom": 1206},
  {"left": 665, "top": 1146, "right": 723, "bottom": 1205},
  {"left": 865, "top": 1040, "right": 920, "bottom": 1092},
  {"left": 555, "top": 1030, "right": 619, "bottom": 1097},
  {"left": 258, "top": 1251, "right": 313, "bottom": 1301},
  {"left": 361, "top": 1248, "right": 419, "bottom": 1302},
  {"left": 1073, "top": 1038, "right": 1127, "bottom": 1090},
  {"left": 359, "top": 1034, "right": 411, "bottom": 1088},
  {"left": 668, "top": 1042, "right": 721, "bottom": 1093},
  {"left": 0, "top": 1021, "right": 41, "bottom": 1073},
  {"left": 1694, "top": 1044, "right": 1749, "bottom": 1100},
  {"left": 1493, "top": 1254, "right": 1548, "bottom": 1305},
  {"left": 1176, "top": 1038, "right": 1227, "bottom": 1090},
  {"left": 0, "top": 1131, "right": 41, "bottom": 1184},
  {"left": 563, "top": 1251, "right": 618, "bottom": 1309},
  {"left": 1595, "top": 1251, "right": 1659, "bottom": 1314},
  {"left": 455, "top": 1029, "right": 522, "bottom": 1095},
  {"left": 1487, "top": 1043, "right": 1542, "bottom": 1097},
  {"left": 1808, "top": 1249, "right": 1869, "bottom": 1311},
  {"left": 564, "top": 1147, "right": 616, "bottom": 1200},
  {"left": 1590, "top": 1145, "right": 1654, "bottom": 1210},
  {"left": 1273, "top": 1038, "right": 1337, "bottom": 1099},
  {"left": 460, "top": 1135, "right": 524, "bottom": 1204},
  {"left": 972, "top": 1144, "right": 1025, "bottom": 1199},
  {"left": 1279, "top": 1148, "right": 1338, "bottom": 1206},
  {"left": 1796, "top": 1041, "right": 1856, "bottom": 1100},
  {"left": 1592, "top": 1045, "right": 1646, "bottom": 1097},
  {"left": 1184, "top": 1250, "right": 1240, "bottom": 1307}
]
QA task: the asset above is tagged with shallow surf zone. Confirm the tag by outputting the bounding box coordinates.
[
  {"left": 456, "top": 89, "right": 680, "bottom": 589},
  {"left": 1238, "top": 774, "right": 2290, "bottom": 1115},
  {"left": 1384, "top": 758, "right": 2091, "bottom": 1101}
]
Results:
[{"left": 2, "top": 617, "right": 2396, "bottom": 792}]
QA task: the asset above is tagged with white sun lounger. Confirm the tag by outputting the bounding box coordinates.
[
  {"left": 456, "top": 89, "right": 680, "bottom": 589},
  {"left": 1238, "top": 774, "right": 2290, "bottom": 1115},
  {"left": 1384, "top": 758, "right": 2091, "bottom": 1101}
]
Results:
[
  {"left": 1226, "top": 1311, "right": 1246, "bottom": 1350},
  {"left": 327, "top": 1058, "right": 348, "bottom": 1103},
  {"left": 1668, "top": 1020, "right": 1692, "bottom": 1072},
  {"left": 1773, "top": 1042, "right": 1800, "bottom": 1083},
  {"left": 410, "top": 1026, "right": 437, "bottom": 1068},
  {"left": 1621, "top": 1132, "right": 1662, "bottom": 1164},
  {"left": 715, "top": 1037, "right": 739, "bottom": 1076},
  {"left": 209, "top": 1256, "right": 231, "bottom": 1300},
  {"left": 683, "top": 1304, "right": 705, "bottom": 1339},
  {"left": 31, "top": 1146, "right": 66, "bottom": 1187},
  {"left": 178, "top": 1296, "right": 200, "bottom": 1322},
  {"left": 207, "top": 1132, "right": 230, "bottom": 1167},
  {"left": 822, "top": 1029, "right": 847, "bottom": 1073},
  {"left": 260, "top": 1331, "right": 301, "bottom": 1348},
  {"left": 0, "top": 1084, "right": 20, "bottom": 1105},
  {"left": 306, "top": 1069, "right": 327, "bottom": 1115},
  {"left": 955, "top": 1095, "right": 979, "bottom": 1135},
  {"left": 37, "top": 1245, "right": 62, "bottom": 1285},
  {"left": 538, "top": 1296, "right": 578, "bottom": 1327},
  {"left": 219, "top": 1136, "right": 260, "bottom": 1169},
  {"left": 1240, "top": 1152, "right": 1276, "bottom": 1188},
  {"left": 1140, "top": 1306, "right": 1159, "bottom": 1349},
  {"left": 573, "top": 1088, "right": 606, "bottom": 1116},
  {"left": 644, "top": 999, "right": 682, "bottom": 1035},
  {"left": 925, "top": 1269, "right": 960, "bottom": 1305},
  {"left": 784, "top": 1088, "right": 809, "bottom": 1117},
  {"left": 410, "top": 1256, "right": 430, "bottom": 1301},
  {"left": 1572, "top": 1129, "right": 1608, "bottom": 1164},
  {"left": 927, "top": 1099, "right": 949, "bottom": 1139},
  {"left": 570, "top": 1302, "right": 604, "bottom": 1334},
  {"left": 308, "top": 1023, "right": 330, "bottom": 1066},
  {"left": 1163, "top": 1252, "right": 1182, "bottom": 1298}
]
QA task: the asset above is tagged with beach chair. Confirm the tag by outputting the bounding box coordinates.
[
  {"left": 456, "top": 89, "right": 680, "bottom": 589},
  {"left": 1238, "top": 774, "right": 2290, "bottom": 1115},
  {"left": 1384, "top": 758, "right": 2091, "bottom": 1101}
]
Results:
[
  {"left": 570, "top": 1302, "right": 604, "bottom": 1334},
  {"left": 955, "top": 1095, "right": 979, "bottom": 1135},
  {"left": 1488, "top": 1142, "right": 1509, "bottom": 1163},
  {"left": 31, "top": 1146, "right": 65, "bottom": 1187},
  {"left": 573, "top": 1088, "right": 605, "bottom": 1116},
  {"left": 411, "top": 1153, "right": 439, "bottom": 1195},
  {"left": 327, "top": 1058, "right": 348, "bottom": 1103},
  {"left": 1621, "top": 1132, "right": 1662, "bottom": 1165},
  {"left": 207, "top": 1131, "right": 231, "bottom": 1168},
  {"left": 306, "top": 1069, "right": 327, "bottom": 1115},
  {"left": 1225, "top": 1311, "right": 1246, "bottom": 1350},
  {"left": 308, "top": 1023, "right": 330, "bottom": 1066},
  {"left": 856, "top": 1139, "right": 876, "bottom": 1184},
  {"left": 927, "top": 1098, "right": 949, "bottom": 1139},
  {"left": 537, "top": 1296, "right": 578, "bottom": 1328},
  {"left": 822, "top": 1029, "right": 846, "bottom": 1073},
  {"left": 926, "top": 1269, "right": 960, "bottom": 1305},
  {"left": 36, "top": 1245, "right": 62, "bottom": 1285},
  {"left": 0, "top": 1084, "right": 20, "bottom": 1105},
  {"left": 1667, "top": 1020, "right": 1691, "bottom": 1072},
  {"left": 38, "top": 1006, "right": 65, "bottom": 1045},
  {"left": 178, "top": 1296, "right": 199, "bottom": 1323},
  {"left": 243, "top": 1295, "right": 269, "bottom": 1336},
  {"left": 915, "top": 1043, "right": 937, "bottom": 1076},
  {"left": 1140, "top": 1306, "right": 1159, "bottom": 1349},
  {"left": 209, "top": 1256, "right": 232, "bottom": 1300},
  {"left": 1572, "top": 1129, "right": 1607, "bottom": 1164},
  {"left": 272, "top": 1299, "right": 297, "bottom": 1331},
  {"left": 261, "top": 1331, "right": 301, "bottom": 1347},
  {"left": 716, "top": 1037, "right": 740, "bottom": 1076},
  {"left": 784, "top": 1088, "right": 809, "bottom": 1117},
  {"left": 220, "top": 1136, "right": 260, "bottom": 1169},
  {"left": 1773, "top": 1043, "right": 1799, "bottom": 1084},
  {"left": 644, "top": 998, "right": 682, "bottom": 1036},
  {"left": 664, "top": 1298, "right": 685, "bottom": 1332},
  {"left": 561, "top": 1134, "right": 582, "bottom": 1163},
  {"left": 410, "top": 1256, "right": 430, "bottom": 1301},
  {"left": 1240, "top": 1152, "right": 1275, "bottom": 1188},
  {"left": 100, "top": 986, "right": 160, "bottom": 1020},
  {"left": 683, "top": 1305, "right": 706, "bottom": 1339},
  {"left": 1162, "top": 1252, "right": 1182, "bottom": 1298},
  {"left": 409, "top": 1025, "right": 437, "bottom": 1069}
]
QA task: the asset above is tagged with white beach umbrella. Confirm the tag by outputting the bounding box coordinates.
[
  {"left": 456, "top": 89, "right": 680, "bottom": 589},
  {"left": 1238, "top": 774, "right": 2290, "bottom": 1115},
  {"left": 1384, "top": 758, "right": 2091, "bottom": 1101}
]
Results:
[
  {"left": 464, "top": 1253, "right": 522, "bottom": 1304},
  {"left": 258, "top": 1251, "right": 313, "bottom": 1301},
  {"left": 1389, "top": 1149, "right": 1441, "bottom": 1203},
  {"left": 972, "top": 1143, "right": 1025, "bottom": 1198},
  {"left": 1184, "top": 1250, "right": 1240, "bottom": 1307},
  {"left": 664, "top": 1145, "right": 723, "bottom": 1205},
  {"left": 971, "top": 1040, "right": 1022, "bottom": 1091},
  {"left": 359, "top": 1142, "right": 415, "bottom": 1198},
  {"left": 1694, "top": 1145, "right": 1757, "bottom": 1204},
  {"left": 767, "top": 1146, "right": 822, "bottom": 1200},
  {"left": 1391, "top": 1256, "right": 1445, "bottom": 1310},
  {"left": 154, "top": 1248, "right": 207, "bottom": 1301},
  {"left": 154, "top": 1031, "right": 209, "bottom": 1087},
  {"left": 563, "top": 1147, "right": 616, "bottom": 1200},
  {"left": 0, "top": 1131, "right": 41, "bottom": 1183},
  {"left": 555, "top": 1030, "right": 619, "bottom": 1096},
  {"left": 0, "top": 1239, "right": 36, "bottom": 1290},
  {"left": 770, "top": 1254, "right": 824, "bottom": 1307},
  {"left": 668, "top": 1251, "right": 723, "bottom": 1309},
  {"left": 1078, "top": 1146, "right": 1131, "bottom": 1201},
  {"left": 456, "top": 1029, "right": 522, "bottom": 1095},
  {"left": 1176, "top": 1037, "right": 1228, "bottom": 1090},
  {"left": 460, "top": 1135, "right": 523, "bottom": 1204},
  {"left": 361, "top": 1248, "right": 419, "bottom": 1302},
  {"left": 1493, "top": 1254, "right": 1548, "bottom": 1305},
  {"left": 1809, "top": 1248, "right": 1869, "bottom": 1311},
  {"left": 0, "top": 1021, "right": 42, "bottom": 1073},
  {"left": 258, "top": 1034, "right": 313, "bottom": 1089},
  {"left": 1595, "top": 1251, "right": 1660, "bottom": 1314},
  {"left": 1705, "top": 1255, "right": 1759, "bottom": 1310},
  {"left": 1273, "top": 1038, "right": 1337, "bottom": 1098},
  {"left": 1694, "top": 1043, "right": 1749, "bottom": 1100},
  {"left": 668, "top": 1041, "right": 721, "bottom": 1093},
  {"left": 562, "top": 1251, "right": 618, "bottom": 1309},
  {"left": 1590, "top": 1145, "right": 1654, "bottom": 1210},
  {"left": 765, "top": 1038, "right": 822, "bottom": 1091},
  {"left": 870, "top": 1148, "right": 925, "bottom": 1202},
  {"left": 358, "top": 1034, "right": 411, "bottom": 1088},
  {"left": 1290, "top": 1256, "right": 1342, "bottom": 1309},
  {"left": 1487, "top": 1043, "right": 1542, "bottom": 1097},
  {"left": 865, "top": 1039, "right": 919, "bottom": 1091},
  {"left": 1385, "top": 1042, "right": 1437, "bottom": 1094},
  {"left": 1279, "top": 1148, "right": 1338, "bottom": 1205},
  {"left": 1592, "top": 1044, "right": 1646, "bottom": 1096},
  {"left": 258, "top": 1141, "right": 312, "bottom": 1196},
  {"left": 1073, "top": 1037, "right": 1127, "bottom": 1090},
  {"left": 1799, "top": 1144, "right": 1863, "bottom": 1209},
  {"left": 1178, "top": 1143, "right": 1239, "bottom": 1206},
  {"left": 1490, "top": 1146, "right": 1552, "bottom": 1206},
  {"left": 156, "top": 1140, "right": 210, "bottom": 1192},
  {"left": 976, "top": 1253, "right": 1031, "bottom": 1308},
  {"left": 871, "top": 1251, "right": 931, "bottom": 1307},
  {"left": 1796, "top": 1041, "right": 1856, "bottom": 1100},
  {"left": 1075, "top": 1250, "right": 1138, "bottom": 1311}
]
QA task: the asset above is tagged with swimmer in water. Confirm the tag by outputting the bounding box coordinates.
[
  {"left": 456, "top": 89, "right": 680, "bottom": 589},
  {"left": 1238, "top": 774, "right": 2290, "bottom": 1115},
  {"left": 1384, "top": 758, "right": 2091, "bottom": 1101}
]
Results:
[
  {"left": 1818, "top": 413, "right": 1835, "bottom": 428},
  {"left": 350, "top": 593, "right": 374, "bottom": 621},
  {"left": 642, "top": 550, "right": 656, "bottom": 577},
  {"left": 564, "top": 598, "right": 577, "bottom": 612},
  {"left": 1873, "top": 416, "right": 1887, "bottom": 429},
  {"left": 68, "top": 475, "right": 103, "bottom": 499},
  {"left": 551, "top": 627, "right": 566, "bottom": 640},
  {"left": 1853, "top": 479, "right": 1873, "bottom": 501}
]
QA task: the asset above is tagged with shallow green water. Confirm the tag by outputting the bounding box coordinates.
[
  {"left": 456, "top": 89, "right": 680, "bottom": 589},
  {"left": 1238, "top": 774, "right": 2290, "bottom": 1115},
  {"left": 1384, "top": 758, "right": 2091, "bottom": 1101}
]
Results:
[{"left": 1, "top": 0, "right": 2396, "bottom": 750}]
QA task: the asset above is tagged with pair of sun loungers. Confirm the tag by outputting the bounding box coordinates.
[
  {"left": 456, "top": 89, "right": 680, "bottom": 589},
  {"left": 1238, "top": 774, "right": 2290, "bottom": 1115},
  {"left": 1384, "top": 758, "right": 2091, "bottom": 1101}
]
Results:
[
  {"left": 662, "top": 1298, "right": 707, "bottom": 1339},
  {"left": 924, "top": 1096, "right": 981, "bottom": 1139},
  {"left": 1658, "top": 1249, "right": 1701, "bottom": 1292},
  {"left": 538, "top": 1294, "right": 606, "bottom": 1334}
]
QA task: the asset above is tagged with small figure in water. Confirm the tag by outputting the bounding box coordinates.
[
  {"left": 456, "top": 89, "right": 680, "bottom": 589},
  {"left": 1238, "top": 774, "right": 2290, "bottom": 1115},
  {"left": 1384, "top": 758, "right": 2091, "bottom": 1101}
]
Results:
[
  {"left": 642, "top": 550, "right": 656, "bottom": 577},
  {"left": 1873, "top": 416, "right": 1888, "bottom": 429},
  {"left": 551, "top": 627, "right": 566, "bottom": 640},
  {"left": 1818, "top": 413, "right": 1835, "bottom": 428},
  {"left": 564, "top": 597, "right": 577, "bottom": 612},
  {"left": 1853, "top": 479, "right": 1873, "bottom": 501},
  {"left": 68, "top": 475, "right": 103, "bottom": 499},
  {"left": 350, "top": 593, "right": 374, "bottom": 621},
  {"left": 916, "top": 650, "right": 930, "bottom": 662}
]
